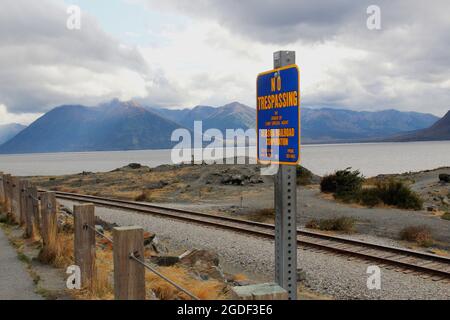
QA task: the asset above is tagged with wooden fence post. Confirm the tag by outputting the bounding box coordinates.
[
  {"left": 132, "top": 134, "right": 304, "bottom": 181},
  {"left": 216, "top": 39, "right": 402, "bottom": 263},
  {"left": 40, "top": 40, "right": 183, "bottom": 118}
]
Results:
[
  {"left": 40, "top": 192, "right": 58, "bottom": 261},
  {"left": 0, "top": 172, "right": 5, "bottom": 205},
  {"left": 11, "top": 177, "right": 21, "bottom": 223},
  {"left": 29, "top": 185, "right": 41, "bottom": 234},
  {"left": 74, "top": 204, "right": 96, "bottom": 289},
  {"left": 19, "top": 180, "right": 27, "bottom": 226},
  {"left": 113, "top": 226, "right": 146, "bottom": 300},
  {"left": 24, "top": 181, "right": 36, "bottom": 239},
  {"left": 4, "top": 174, "right": 12, "bottom": 216}
]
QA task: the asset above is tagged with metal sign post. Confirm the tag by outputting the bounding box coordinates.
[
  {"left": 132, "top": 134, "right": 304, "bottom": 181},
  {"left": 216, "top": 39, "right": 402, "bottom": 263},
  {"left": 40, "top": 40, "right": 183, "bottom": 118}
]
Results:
[
  {"left": 273, "top": 51, "right": 298, "bottom": 300},
  {"left": 257, "top": 51, "right": 299, "bottom": 300}
]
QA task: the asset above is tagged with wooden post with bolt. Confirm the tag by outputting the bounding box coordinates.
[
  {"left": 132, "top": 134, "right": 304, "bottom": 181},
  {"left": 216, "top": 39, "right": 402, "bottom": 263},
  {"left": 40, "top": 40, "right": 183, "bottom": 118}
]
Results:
[
  {"left": 29, "top": 185, "right": 41, "bottom": 234},
  {"left": 40, "top": 192, "right": 58, "bottom": 261},
  {"left": 19, "top": 180, "right": 27, "bottom": 226},
  {"left": 11, "top": 177, "right": 21, "bottom": 223},
  {"left": 113, "top": 226, "right": 146, "bottom": 300},
  {"left": 24, "top": 181, "right": 36, "bottom": 239},
  {"left": 4, "top": 174, "right": 12, "bottom": 216},
  {"left": 74, "top": 203, "right": 96, "bottom": 289},
  {"left": 0, "top": 172, "right": 5, "bottom": 205}
]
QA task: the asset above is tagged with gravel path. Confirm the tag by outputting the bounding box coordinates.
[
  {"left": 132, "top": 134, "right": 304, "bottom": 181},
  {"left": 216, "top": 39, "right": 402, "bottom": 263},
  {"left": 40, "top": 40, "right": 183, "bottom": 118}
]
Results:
[
  {"left": 0, "top": 228, "right": 42, "bottom": 300},
  {"left": 60, "top": 199, "right": 450, "bottom": 300}
]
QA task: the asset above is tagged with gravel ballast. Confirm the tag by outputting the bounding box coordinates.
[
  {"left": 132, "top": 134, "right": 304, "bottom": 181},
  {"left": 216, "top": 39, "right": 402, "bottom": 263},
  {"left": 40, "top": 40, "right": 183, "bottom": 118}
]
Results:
[{"left": 60, "top": 199, "right": 450, "bottom": 300}]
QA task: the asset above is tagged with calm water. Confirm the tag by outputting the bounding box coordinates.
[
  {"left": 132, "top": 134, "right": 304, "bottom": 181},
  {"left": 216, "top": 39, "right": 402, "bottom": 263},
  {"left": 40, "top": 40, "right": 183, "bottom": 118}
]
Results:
[{"left": 0, "top": 141, "right": 449, "bottom": 177}]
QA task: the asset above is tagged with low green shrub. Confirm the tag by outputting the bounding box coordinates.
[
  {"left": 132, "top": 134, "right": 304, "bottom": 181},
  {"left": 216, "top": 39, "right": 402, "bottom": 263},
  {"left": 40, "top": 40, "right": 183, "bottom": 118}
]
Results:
[
  {"left": 358, "top": 188, "right": 382, "bottom": 207},
  {"left": 441, "top": 212, "right": 450, "bottom": 220},
  {"left": 320, "top": 168, "right": 423, "bottom": 210},
  {"left": 376, "top": 180, "right": 423, "bottom": 210},
  {"left": 320, "top": 168, "right": 364, "bottom": 198}
]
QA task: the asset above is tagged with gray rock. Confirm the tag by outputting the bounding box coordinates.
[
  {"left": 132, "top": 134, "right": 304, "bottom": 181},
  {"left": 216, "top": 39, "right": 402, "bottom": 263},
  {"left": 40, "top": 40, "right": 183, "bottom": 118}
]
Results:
[
  {"left": 150, "top": 255, "right": 180, "bottom": 266},
  {"left": 151, "top": 236, "right": 168, "bottom": 254},
  {"left": 95, "top": 225, "right": 104, "bottom": 234},
  {"left": 439, "top": 174, "right": 450, "bottom": 183},
  {"left": 297, "top": 269, "right": 307, "bottom": 282},
  {"left": 145, "top": 180, "right": 169, "bottom": 189},
  {"left": 127, "top": 163, "right": 142, "bottom": 169}
]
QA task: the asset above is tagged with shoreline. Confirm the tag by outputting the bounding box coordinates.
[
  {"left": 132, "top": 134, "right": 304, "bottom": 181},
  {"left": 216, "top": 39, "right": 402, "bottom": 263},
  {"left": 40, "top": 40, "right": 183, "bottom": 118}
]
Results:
[{"left": 1, "top": 140, "right": 450, "bottom": 177}]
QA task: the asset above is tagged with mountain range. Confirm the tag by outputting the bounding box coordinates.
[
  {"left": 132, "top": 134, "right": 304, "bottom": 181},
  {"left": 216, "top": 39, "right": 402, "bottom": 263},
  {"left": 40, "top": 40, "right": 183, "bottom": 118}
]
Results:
[
  {"left": 0, "top": 99, "right": 446, "bottom": 154},
  {"left": 151, "top": 103, "right": 440, "bottom": 142}
]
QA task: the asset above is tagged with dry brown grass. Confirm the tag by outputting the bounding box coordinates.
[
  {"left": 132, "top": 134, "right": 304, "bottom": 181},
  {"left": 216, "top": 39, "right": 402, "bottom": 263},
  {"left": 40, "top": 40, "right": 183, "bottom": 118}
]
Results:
[
  {"left": 305, "top": 217, "right": 357, "bottom": 234},
  {"left": 145, "top": 266, "right": 227, "bottom": 300},
  {"left": 400, "top": 225, "right": 434, "bottom": 247},
  {"left": 40, "top": 214, "right": 76, "bottom": 268},
  {"left": 232, "top": 273, "right": 248, "bottom": 281},
  {"left": 38, "top": 218, "right": 59, "bottom": 264},
  {"left": 71, "top": 246, "right": 228, "bottom": 300},
  {"left": 248, "top": 208, "right": 275, "bottom": 223},
  {"left": 71, "top": 249, "right": 114, "bottom": 300}
]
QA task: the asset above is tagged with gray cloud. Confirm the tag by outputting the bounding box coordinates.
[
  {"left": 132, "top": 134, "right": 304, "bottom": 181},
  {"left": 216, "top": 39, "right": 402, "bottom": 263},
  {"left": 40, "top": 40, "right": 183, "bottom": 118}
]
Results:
[
  {"left": 2, "top": 0, "right": 450, "bottom": 119},
  {"left": 144, "top": 0, "right": 450, "bottom": 115},
  {"left": 0, "top": 0, "right": 183, "bottom": 117}
]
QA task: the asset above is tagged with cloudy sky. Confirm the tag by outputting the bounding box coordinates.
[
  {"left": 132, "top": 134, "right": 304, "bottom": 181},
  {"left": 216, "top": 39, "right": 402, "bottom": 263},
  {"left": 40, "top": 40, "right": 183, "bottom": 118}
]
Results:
[{"left": 1, "top": 0, "right": 450, "bottom": 125}]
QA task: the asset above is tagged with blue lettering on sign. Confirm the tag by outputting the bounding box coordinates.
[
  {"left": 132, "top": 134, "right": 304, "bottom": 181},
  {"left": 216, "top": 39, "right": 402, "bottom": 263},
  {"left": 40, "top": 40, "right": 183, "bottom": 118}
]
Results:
[{"left": 257, "top": 65, "right": 300, "bottom": 165}]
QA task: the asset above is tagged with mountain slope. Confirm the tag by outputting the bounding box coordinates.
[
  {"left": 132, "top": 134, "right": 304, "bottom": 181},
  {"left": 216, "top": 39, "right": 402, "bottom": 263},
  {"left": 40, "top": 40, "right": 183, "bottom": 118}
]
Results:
[
  {"left": 0, "top": 100, "right": 186, "bottom": 154},
  {"left": 0, "top": 123, "right": 26, "bottom": 145},
  {"left": 386, "top": 110, "right": 450, "bottom": 142},
  {"left": 302, "top": 108, "right": 439, "bottom": 143}
]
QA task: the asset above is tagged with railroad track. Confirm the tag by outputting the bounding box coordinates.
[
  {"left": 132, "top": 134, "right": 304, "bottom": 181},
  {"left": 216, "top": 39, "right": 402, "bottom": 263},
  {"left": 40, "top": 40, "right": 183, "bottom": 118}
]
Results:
[{"left": 48, "top": 190, "right": 450, "bottom": 281}]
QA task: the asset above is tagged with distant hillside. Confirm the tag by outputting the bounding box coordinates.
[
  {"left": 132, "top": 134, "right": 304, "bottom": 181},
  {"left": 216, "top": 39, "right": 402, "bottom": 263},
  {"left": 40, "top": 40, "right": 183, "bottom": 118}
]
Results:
[
  {"left": 0, "top": 100, "right": 185, "bottom": 154},
  {"left": 386, "top": 110, "right": 450, "bottom": 142},
  {"left": 0, "top": 123, "right": 26, "bottom": 145},
  {"left": 302, "top": 108, "right": 439, "bottom": 143}
]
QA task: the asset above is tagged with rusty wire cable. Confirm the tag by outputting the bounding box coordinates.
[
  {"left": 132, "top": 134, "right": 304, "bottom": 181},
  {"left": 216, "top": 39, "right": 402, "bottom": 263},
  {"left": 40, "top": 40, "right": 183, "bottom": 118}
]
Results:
[{"left": 129, "top": 252, "right": 200, "bottom": 300}]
